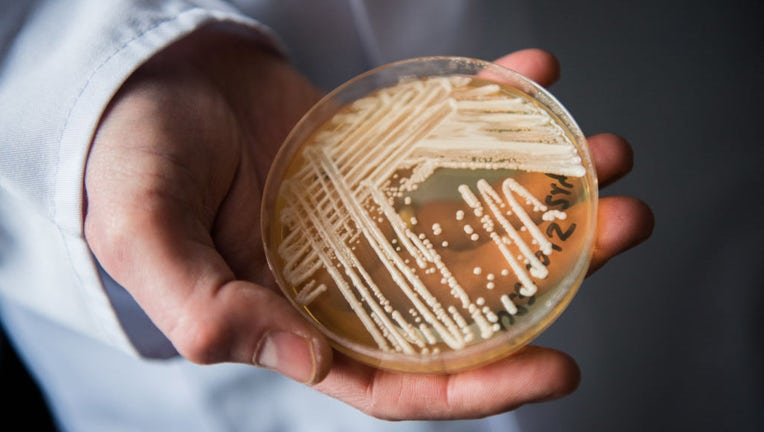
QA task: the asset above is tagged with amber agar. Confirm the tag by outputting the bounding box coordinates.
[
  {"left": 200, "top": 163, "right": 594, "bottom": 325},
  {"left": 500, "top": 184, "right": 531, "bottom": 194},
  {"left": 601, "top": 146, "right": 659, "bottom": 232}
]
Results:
[{"left": 261, "top": 57, "right": 598, "bottom": 373}]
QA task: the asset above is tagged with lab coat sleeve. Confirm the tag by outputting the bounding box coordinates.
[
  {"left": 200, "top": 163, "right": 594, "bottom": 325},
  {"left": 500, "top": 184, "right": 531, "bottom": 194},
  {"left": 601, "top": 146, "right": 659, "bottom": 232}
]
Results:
[{"left": 0, "top": 0, "right": 281, "bottom": 356}]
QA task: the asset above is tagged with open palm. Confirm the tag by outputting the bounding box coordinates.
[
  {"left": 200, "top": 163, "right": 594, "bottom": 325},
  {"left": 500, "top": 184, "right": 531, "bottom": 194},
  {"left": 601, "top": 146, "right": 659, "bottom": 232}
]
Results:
[{"left": 85, "top": 27, "right": 653, "bottom": 420}]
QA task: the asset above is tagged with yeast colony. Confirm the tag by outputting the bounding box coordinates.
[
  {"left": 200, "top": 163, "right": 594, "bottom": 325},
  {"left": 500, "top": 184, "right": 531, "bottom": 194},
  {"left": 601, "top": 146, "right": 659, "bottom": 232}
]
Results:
[{"left": 261, "top": 58, "right": 597, "bottom": 373}]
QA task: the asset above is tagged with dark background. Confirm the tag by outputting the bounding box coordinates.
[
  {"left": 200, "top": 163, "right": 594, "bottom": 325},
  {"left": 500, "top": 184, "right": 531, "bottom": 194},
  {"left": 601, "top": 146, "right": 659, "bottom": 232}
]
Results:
[
  {"left": 254, "top": 1, "right": 764, "bottom": 428},
  {"left": 517, "top": 1, "right": 764, "bottom": 430},
  {"left": 3, "top": 0, "right": 762, "bottom": 430},
  {"left": 1, "top": 330, "right": 55, "bottom": 429}
]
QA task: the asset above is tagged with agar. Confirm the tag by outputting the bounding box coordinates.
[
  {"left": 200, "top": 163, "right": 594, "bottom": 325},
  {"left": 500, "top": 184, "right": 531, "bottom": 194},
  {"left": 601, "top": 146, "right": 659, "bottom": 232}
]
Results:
[{"left": 263, "top": 63, "right": 596, "bottom": 372}]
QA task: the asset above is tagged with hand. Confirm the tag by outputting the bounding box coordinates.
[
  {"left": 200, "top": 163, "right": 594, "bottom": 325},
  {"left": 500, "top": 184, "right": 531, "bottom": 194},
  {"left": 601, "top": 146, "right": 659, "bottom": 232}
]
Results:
[
  {"left": 85, "top": 26, "right": 653, "bottom": 420},
  {"left": 314, "top": 51, "right": 654, "bottom": 419}
]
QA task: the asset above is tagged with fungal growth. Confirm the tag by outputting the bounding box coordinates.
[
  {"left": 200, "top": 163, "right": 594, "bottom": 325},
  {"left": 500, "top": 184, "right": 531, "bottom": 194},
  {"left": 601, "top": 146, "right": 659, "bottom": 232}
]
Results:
[{"left": 268, "top": 74, "right": 594, "bottom": 370}]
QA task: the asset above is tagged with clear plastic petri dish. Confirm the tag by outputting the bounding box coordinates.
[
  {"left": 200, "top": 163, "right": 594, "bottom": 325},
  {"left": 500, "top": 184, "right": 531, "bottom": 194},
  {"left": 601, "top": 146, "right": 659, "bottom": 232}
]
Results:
[{"left": 261, "top": 56, "right": 598, "bottom": 373}]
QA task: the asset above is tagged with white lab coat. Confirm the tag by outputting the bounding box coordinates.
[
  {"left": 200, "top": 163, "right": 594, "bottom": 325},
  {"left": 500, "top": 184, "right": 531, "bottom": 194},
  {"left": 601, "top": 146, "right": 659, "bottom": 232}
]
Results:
[
  {"left": 4, "top": 1, "right": 764, "bottom": 431},
  {"left": 0, "top": 1, "right": 522, "bottom": 430}
]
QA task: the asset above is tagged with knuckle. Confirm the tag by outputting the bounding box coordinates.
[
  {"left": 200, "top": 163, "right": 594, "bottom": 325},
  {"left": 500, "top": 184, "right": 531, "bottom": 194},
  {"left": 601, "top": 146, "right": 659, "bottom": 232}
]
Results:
[
  {"left": 171, "top": 312, "right": 231, "bottom": 365},
  {"left": 84, "top": 211, "right": 133, "bottom": 270}
]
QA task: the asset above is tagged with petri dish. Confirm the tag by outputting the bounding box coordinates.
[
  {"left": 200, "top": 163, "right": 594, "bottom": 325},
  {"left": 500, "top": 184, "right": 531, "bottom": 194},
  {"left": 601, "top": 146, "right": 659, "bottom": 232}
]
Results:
[{"left": 261, "top": 57, "right": 598, "bottom": 373}]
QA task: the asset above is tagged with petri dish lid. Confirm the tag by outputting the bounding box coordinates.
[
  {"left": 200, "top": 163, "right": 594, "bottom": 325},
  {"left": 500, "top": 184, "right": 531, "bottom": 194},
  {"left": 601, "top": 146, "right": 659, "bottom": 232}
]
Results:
[{"left": 261, "top": 57, "right": 598, "bottom": 373}]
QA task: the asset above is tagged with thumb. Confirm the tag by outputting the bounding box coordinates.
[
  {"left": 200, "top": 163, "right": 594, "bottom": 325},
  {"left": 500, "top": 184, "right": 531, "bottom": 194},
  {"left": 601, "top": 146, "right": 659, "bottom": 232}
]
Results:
[{"left": 84, "top": 149, "right": 332, "bottom": 385}]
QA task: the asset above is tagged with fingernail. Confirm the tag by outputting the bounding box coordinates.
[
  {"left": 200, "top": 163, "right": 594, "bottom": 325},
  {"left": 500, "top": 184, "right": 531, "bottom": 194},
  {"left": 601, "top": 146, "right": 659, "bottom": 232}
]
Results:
[{"left": 254, "top": 331, "right": 317, "bottom": 384}]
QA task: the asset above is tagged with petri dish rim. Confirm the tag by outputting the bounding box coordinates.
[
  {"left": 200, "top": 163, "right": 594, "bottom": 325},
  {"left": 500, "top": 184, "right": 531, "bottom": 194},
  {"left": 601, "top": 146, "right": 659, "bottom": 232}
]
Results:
[{"left": 261, "top": 56, "right": 598, "bottom": 374}]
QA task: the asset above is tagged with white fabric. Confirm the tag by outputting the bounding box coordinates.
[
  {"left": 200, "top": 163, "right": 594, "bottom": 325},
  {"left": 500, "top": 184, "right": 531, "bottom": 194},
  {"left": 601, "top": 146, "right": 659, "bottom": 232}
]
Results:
[
  {"left": 2, "top": 300, "right": 518, "bottom": 431},
  {"left": 0, "top": 0, "right": 279, "bottom": 355},
  {"left": 0, "top": 0, "right": 521, "bottom": 430}
]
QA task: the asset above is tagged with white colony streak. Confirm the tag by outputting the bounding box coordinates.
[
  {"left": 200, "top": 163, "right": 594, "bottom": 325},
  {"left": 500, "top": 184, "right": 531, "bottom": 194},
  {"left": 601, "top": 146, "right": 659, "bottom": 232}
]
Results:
[
  {"left": 330, "top": 87, "right": 412, "bottom": 166},
  {"left": 399, "top": 159, "right": 437, "bottom": 192},
  {"left": 399, "top": 82, "right": 586, "bottom": 181},
  {"left": 291, "top": 84, "right": 414, "bottom": 182},
  {"left": 501, "top": 294, "right": 519, "bottom": 315},
  {"left": 543, "top": 209, "right": 567, "bottom": 221},
  {"left": 501, "top": 179, "right": 552, "bottom": 265},
  {"left": 290, "top": 184, "right": 409, "bottom": 350},
  {"left": 470, "top": 306, "right": 494, "bottom": 339},
  {"left": 456, "top": 83, "right": 500, "bottom": 96},
  {"left": 282, "top": 256, "right": 318, "bottom": 286},
  {"left": 281, "top": 191, "right": 359, "bottom": 286},
  {"left": 339, "top": 89, "right": 421, "bottom": 177},
  {"left": 304, "top": 80, "right": 456, "bottom": 211},
  {"left": 392, "top": 310, "right": 427, "bottom": 348},
  {"left": 294, "top": 279, "right": 316, "bottom": 302},
  {"left": 367, "top": 184, "right": 429, "bottom": 269},
  {"left": 303, "top": 162, "right": 446, "bottom": 349},
  {"left": 370, "top": 312, "right": 403, "bottom": 352},
  {"left": 405, "top": 158, "right": 586, "bottom": 178},
  {"left": 476, "top": 179, "right": 549, "bottom": 276},
  {"left": 418, "top": 324, "right": 437, "bottom": 345},
  {"left": 459, "top": 183, "right": 541, "bottom": 295},
  {"left": 344, "top": 80, "right": 451, "bottom": 185},
  {"left": 277, "top": 78, "right": 587, "bottom": 355},
  {"left": 404, "top": 229, "right": 436, "bottom": 264},
  {"left": 448, "top": 75, "right": 472, "bottom": 87},
  {"left": 467, "top": 179, "right": 548, "bottom": 282},
  {"left": 503, "top": 177, "right": 547, "bottom": 211},
  {"left": 448, "top": 306, "right": 470, "bottom": 334},
  {"left": 441, "top": 185, "right": 500, "bottom": 340},
  {"left": 277, "top": 226, "right": 303, "bottom": 256},
  {"left": 366, "top": 99, "right": 457, "bottom": 189},
  {"left": 295, "top": 282, "right": 328, "bottom": 306},
  {"left": 483, "top": 308, "right": 499, "bottom": 323},
  {"left": 282, "top": 231, "right": 350, "bottom": 287},
  {"left": 283, "top": 78, "right": 580, "bottom": 287},
  {"left": 460, "top": 111, "right": 550, "bottom": 124},
  {"left": 285, "top": 182, "right": 392, "bottom": 351},
  {"left": 312, "top": 147, "right": 465, "bottom": 349},
  {"left": 419, "top": 138, "right": 576, "bottom": 156},
  {"left": 369, "top": 187, "right": 474, "bottom": 312},
  {"left": 456, "top": 98, "right": 528, "bottom": 111}
]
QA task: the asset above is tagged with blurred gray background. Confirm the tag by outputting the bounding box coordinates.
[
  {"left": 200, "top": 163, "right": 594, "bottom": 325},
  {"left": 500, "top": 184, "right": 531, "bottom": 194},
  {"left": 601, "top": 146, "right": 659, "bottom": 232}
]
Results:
[{"left": 4, "top": 0, "right": 762, "bottom": 430}]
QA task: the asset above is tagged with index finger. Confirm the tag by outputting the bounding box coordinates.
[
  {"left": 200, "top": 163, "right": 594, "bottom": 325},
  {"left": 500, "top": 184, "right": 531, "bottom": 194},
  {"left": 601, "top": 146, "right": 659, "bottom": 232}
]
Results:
[
  {"left": 314, "top": 346, "right": 579, "bottom": 420},
  {"left": 493, "top": 49, "right": 561, "bottom": 87}
]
